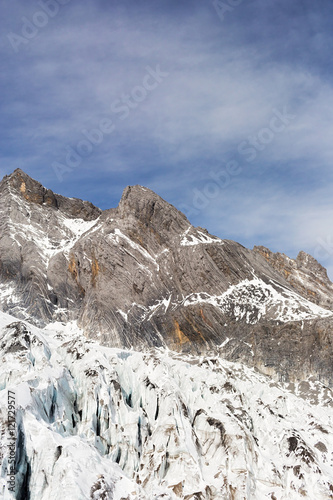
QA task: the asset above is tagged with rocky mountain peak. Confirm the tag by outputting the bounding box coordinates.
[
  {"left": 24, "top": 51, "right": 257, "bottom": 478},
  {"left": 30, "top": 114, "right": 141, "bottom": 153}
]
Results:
[
  {"left": 2, "top": 168, "right": 57, "bottom": 207},
  {"left": 296, "top": 250, "right": 329, "bottom": 279},
  {"left": 117, "top": 184, "right": 189, "bottom": 236},
  {"left": 253, "top": 245, "right": 333, "bottom": 309},
  {"left": 1, "top": 169, "right": 101, "bottom": 221}
]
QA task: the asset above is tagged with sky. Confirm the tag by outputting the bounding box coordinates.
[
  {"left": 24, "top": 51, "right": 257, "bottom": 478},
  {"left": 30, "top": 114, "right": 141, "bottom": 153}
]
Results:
[{"left": 1, "top": 0, "right": 333, "bottom": 277}]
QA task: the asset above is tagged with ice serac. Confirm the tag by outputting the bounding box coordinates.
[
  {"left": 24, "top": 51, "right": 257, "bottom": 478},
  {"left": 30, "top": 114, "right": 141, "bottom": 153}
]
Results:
[
  {"left": 1, "top": 170, "right": 333, "bottom": 387},
  {"left": 1, "top": 312, "right": 333, "bottom": 499}
]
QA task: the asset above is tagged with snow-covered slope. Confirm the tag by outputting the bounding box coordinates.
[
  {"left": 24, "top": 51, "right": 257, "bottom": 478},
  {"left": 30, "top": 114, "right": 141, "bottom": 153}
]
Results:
[
  {"left": 1, "top": 312, "right": 333, "bottom": 499},
  {"left": 181, "top": 277, "right": 333, "bottom": 323},
  {"left": 133, "top": 277, "right": 333, "bottom": 325}
]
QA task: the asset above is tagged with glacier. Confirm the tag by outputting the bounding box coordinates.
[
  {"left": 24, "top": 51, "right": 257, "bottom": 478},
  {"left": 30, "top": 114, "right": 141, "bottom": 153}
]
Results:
[{"left": 0, "top": 312, "right": 333, "bottom": 499}]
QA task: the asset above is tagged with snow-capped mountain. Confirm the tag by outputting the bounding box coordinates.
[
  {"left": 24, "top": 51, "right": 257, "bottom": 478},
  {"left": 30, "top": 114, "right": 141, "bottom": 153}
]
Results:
[
  {"left": 1, "top": 311, "right": 333, "bottom": 499},
  {"left": 1, "top": 169, "right": 333, "bottom": 499},
  {"left": 1, "top": 169, "right": 333, "bottom": 386}
]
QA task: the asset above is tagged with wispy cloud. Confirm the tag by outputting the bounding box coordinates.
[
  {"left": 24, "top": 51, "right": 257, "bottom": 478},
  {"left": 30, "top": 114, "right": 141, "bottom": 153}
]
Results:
[{"left": 1, "top": 0, "right": 333, "bottom": 275}]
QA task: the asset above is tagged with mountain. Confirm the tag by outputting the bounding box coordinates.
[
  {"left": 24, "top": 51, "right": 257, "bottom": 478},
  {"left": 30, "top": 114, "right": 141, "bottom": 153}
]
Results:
[
  {"left": 1, "top": 169, "right": 333, "bottom": 386},
  {"left": 0, "top": 310, "right": 333, "bottom": 499},
  {"left": 1, "top": 169, "right": 333, "bottom": 499}
]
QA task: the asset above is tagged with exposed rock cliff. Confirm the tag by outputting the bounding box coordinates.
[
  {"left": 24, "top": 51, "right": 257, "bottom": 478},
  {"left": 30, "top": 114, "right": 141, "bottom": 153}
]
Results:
[
  {"left": 253, "top": 245, "right": 333, "bottom": 310},
  {"left": 1, "top": 169, "right": 333, "bottom": 387}
]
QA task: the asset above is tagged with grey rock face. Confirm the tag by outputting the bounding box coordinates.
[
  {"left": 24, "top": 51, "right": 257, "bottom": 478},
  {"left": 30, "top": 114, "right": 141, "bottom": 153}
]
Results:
[
  {"left": 253, "top": 245, "right": 333, "bottom": 309},
  {"left": 0, "top": 169, "right": 101, "bottom": 324},
  {"left": 1, "top": 169, "right": 333, "bottom": 386}
]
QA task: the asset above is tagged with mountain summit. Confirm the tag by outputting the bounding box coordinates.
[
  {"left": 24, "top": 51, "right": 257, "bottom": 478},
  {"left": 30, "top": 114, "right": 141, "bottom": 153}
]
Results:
[{"left": 1, "top": 169, "right": 333, "bottom": 386}]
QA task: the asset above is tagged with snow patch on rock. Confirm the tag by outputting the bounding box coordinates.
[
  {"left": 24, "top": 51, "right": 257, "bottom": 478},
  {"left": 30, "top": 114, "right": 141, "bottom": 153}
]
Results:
[{"left": 182, "top": 277, "right": 333, "bottom": 323}]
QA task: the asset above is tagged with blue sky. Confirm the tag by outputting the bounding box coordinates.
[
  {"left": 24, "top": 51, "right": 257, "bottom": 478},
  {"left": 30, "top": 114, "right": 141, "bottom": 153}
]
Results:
[{"left": 1, "top": 0, "right": 333, "bottom": 277}]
